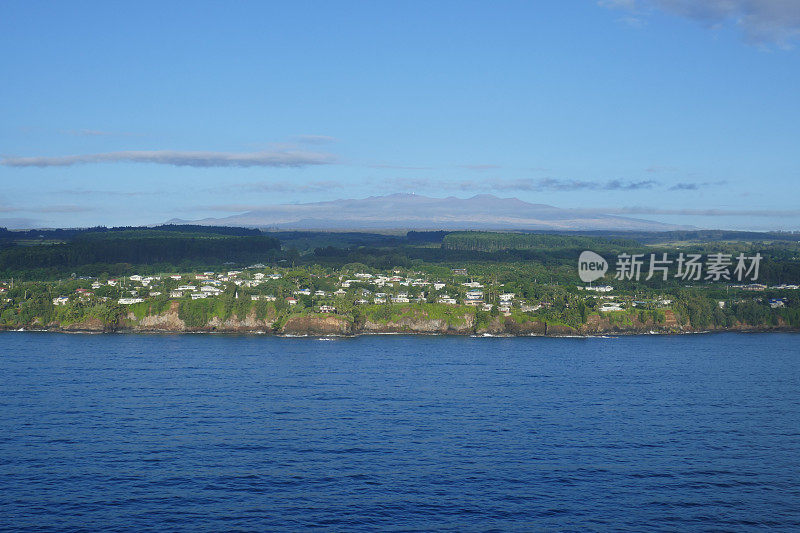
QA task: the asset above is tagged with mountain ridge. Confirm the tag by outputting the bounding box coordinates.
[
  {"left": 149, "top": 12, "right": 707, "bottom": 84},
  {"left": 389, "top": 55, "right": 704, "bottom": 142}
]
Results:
[{"left": 169, "top": 193, "right": 689, "bottom": 231}]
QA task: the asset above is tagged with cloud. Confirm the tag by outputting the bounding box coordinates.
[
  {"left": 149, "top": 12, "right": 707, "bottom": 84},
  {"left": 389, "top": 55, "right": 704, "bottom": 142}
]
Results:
[
  {"left": 291, "top": 134, "right": 338, "bottom": 145},
  {"left": 233, "top": 180, "right": 345, "bottom": 193},
  {"left": 668, "top": 180, "right": 727, "bottom": 190},
  {"left": 584, "top": 206, "right": 800, "bottom": 217},
  {"left": 538, "top": 178, "right": 659, "bottom": 191},
  {"left": 384, "top": 177, "right": 660, "bottom": 192},
  {"left": 383, "top": 176, "right": 733, "bottom": 193},
  {"left": 191, "top": 204, "right": 267, "bottom": 212},
  {"left": 645, "top": 165, "right": 678, "bottom": 173},
  {"left": 60, "top": 129, "right": 136, "bottom": 137},
  {"left": 1, "top": 149, "right": 337, "bottom": 168},
  {"left": 56, "top": 189, "right": 161, "bottom": 197},
  {"left": 601, "top": 0, "right": 800, "bottom": 45},
  {"left": 369, "top": 164, "right": 434, "bottom": 170},
  {"left": 0, "top": 205, "right": 94, "bottom": 214},
  {"left": 458, "top": 164, "right": 502, "bottom": 171}
]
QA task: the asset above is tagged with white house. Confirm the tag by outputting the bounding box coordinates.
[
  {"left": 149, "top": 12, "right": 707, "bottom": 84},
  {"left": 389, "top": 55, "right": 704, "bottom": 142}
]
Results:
[
  {"left": 200, "top": 286, "right": 222, "bottom": 295},
  {"left": 118, "top": 297, "right": 144, "bottom": 304},
  {"left": 586, "top": 285, "right": 614, "bottom": 293}
]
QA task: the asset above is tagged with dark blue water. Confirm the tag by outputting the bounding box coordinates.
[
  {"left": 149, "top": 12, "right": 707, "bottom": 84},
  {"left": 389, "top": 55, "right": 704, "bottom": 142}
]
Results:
[{"left": 1, "top": 333, "right": 799, "bottom": 531}]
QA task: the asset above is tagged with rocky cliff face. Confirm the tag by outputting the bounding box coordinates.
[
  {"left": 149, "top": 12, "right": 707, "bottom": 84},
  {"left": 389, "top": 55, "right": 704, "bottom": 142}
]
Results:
[
  {"left": 121, "top": 301, "right": 276, "bottom": 333},
  {"left": 362, "top": 314, "right": 474, "bottom": 334},
  {"left": 282, "top": 315, "right": 352, "bottom": 335},
  {"left": 7, "top": 306, "right": 795, "bottom": 336},
  {"left": 132, "top": 302, "right": 186, "bottom": 331},
  {"left": 579, "top": 311, "right": 678, "bottom": 335},
  {"left": 58, "top": 317, "right": 108, "bottom": 332}
]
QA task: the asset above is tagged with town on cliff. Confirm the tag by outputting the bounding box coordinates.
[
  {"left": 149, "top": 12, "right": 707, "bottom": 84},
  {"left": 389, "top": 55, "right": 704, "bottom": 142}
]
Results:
[{"left": 1, "top": 227, "right": 799, "bottom": 335}]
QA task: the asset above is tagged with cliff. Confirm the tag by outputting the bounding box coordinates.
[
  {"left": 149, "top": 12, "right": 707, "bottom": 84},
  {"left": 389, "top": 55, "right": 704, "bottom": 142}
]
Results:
[{"left": 3, "top": 305, "right": 796, "bottom": 336}]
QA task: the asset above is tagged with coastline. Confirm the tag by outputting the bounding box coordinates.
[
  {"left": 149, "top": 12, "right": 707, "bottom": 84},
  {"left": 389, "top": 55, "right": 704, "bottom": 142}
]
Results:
[
  {"left": 3, "top": 322, "right": 798, "bottom": 337},
  {"left": 3, "top": 301, "right": 797, "bottom": 337}
]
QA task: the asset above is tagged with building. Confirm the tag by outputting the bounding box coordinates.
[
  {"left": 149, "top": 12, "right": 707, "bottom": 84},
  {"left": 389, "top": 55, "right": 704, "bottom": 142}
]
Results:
[
  {"left": 118, "top": 297, "right": 145, "bottom": 304},
  {"left": 465, "top": 290, "right": 483, "bottom": 301},
  {"left": 769, "top": 298, "right": 786, "bottom": 308},
  {"left": 585, "top": 285, "right": 614, "bottom": 293}
]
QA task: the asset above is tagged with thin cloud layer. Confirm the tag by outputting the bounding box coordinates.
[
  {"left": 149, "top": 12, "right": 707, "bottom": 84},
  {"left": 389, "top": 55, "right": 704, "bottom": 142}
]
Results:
[
  {"left": 234, "top": 180, "right": 345, "bottom": 193},
  {"left": 582, "top": 206, "right": 800, "bottom": 217},
  {"left": 291, "top": 135, "right": 338, "bottom": 145},
  {"left": 1, "top": 149, "right": 337, "bottom": 168},
  {"left": 0, "top": 205, "right": 94, "bottom": 214},
  {"left": 602, "top": 0, "right": 800, "bottom": 45},
  {"left": 384, "top": 177, "right": 663, "bottom": 192}
]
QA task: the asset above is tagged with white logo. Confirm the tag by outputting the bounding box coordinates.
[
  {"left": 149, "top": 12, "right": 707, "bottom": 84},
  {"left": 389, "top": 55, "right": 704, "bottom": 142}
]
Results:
[{"left": 578, "top": 250, "right": 608, "bottom": 283}]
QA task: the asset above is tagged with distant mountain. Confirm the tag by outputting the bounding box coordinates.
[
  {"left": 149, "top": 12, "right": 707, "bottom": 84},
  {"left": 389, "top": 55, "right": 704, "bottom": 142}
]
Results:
[{"left": 169, "top": 193, "right": 688, "bottom": 231}]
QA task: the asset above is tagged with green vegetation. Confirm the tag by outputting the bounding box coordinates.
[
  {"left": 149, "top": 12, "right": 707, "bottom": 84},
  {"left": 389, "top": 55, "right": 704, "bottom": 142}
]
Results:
[{"left": 0, "top": 226, "right": 798, "bottom": 333}]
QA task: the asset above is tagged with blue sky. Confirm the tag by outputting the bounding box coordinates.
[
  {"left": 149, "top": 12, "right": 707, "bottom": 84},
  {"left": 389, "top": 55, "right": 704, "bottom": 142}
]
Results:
[{"left": 1, "top": 0, "right": 799, "bottom": 230}]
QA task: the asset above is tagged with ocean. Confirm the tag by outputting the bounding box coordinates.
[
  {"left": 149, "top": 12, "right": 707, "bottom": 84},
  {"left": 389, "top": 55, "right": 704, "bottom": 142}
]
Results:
[{"left": 1, "top": 332, "right": 799, "bottom": 531}]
